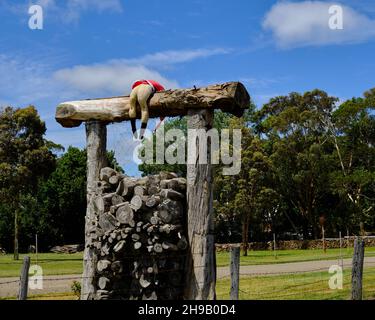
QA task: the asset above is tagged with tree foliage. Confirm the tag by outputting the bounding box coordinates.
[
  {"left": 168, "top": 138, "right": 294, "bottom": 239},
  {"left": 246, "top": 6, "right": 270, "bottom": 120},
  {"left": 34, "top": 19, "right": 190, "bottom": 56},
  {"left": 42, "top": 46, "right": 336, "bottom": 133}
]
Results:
[{"left": 0, "top": 105, "right": 123, "bottom": 252}]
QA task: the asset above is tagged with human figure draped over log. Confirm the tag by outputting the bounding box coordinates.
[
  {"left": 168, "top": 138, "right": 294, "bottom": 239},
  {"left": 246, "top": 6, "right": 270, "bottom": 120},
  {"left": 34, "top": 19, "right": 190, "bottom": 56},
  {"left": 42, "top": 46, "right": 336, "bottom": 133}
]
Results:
[{"left": 129, "top": 79, "right": 165, "bottom": 139}]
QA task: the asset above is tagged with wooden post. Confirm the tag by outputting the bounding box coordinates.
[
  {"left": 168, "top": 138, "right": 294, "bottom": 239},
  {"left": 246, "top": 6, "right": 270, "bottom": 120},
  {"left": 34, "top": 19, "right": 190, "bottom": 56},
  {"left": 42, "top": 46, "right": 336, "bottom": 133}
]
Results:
[
  {"left": 18, "top": 256, "right": 30, "bottom": 300},
  {"left": 273, "top": 233, "right": 277, "bottom": 260},
  {"left": 351, "top": 237, "right": 365, "bottom": 300},
  {"left": 339, "top": 231, "right": 343, "bottom": 270},
  {"left": 81, "top": 121, "right": 107, "bottom": 300},
  {"left": 346, "top": 229, "right": 350, "bottom": 252},
  {"left": 322, "top": 226, "right": 326, "bottom": 253},
  {"left": 35, "top": 233, "right": 38, "bottom": 265},
  {"left": 184, "top": 109, "right": 216, "bottom": 300},
  {"left": 14, "top": 208, "right": 19, "bottom": 261},
  {"left": 230, "top": 246, "right": 240, "bottom": 300}
]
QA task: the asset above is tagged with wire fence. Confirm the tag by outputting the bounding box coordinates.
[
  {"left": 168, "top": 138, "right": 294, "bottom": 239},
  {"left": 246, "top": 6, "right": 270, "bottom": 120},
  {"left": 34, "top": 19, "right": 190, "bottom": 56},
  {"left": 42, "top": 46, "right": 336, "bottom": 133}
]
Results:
[
  {"left": 1, "top": 251, "right": 375, "bottom": 300},
  {"left": 222, "top": 261, "right": 375, "bottom": 300}
]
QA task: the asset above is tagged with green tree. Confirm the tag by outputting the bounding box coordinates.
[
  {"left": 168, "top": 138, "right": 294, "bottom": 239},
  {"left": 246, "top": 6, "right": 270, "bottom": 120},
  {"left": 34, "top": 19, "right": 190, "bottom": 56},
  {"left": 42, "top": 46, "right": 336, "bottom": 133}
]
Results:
[
  {"left": 31, "top": 147, "right": 124, "bottom": 249},
  {"left": 139, "top": 110, "right": 236, "bottom": 176},
  {"left": 253, "top": 90, "right": 337, "bottom": 239},
  {"left": 0, "top": 106, "right": 58, "bottom": 259},
  {"left": 215, "top": 116, "right": 276, "bottom": 255},
  {"left": 323, "top": 93, "right": 375, "bottom": 234}
]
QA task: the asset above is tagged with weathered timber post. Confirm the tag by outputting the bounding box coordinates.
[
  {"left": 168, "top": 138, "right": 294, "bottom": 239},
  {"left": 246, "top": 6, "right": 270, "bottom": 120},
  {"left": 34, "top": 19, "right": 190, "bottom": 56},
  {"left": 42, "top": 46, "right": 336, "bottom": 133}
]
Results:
[
  {"left": 230, "top": 246, "right": 240, "bottom": 300},
  {"left": 81, "top": 121, "right": 107, "bottom": 300},
  {"left": 18, "top": 256, "right": 30, "bottom": 300},
  {"left": 184, "top": 109, "right": 216, "bottom": 300},
  {"left": 351, "top": 237, "right": 365, "bottom": 300}
]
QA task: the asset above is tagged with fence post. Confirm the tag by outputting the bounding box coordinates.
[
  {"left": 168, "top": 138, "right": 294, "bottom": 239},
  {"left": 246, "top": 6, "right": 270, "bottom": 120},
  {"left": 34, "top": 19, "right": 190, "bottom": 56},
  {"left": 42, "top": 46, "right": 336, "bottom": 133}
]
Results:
[
  {"left": 35, "top": 233, "right": 38, "bottom": 265},
  {"left": 18, "top": 256, "right": 30, "bottom": 300},
  {"left": 339, "top": 231, "right": 343, "bottom": 270},
  {"left": 230, "top": 245, "right": 240, "bottom": 300},
  {"left": 273, "top": 233, "right": 277, "bottom": 260},
  {"left": 351, "top": 237, "right": 365, "bottom": 300}
]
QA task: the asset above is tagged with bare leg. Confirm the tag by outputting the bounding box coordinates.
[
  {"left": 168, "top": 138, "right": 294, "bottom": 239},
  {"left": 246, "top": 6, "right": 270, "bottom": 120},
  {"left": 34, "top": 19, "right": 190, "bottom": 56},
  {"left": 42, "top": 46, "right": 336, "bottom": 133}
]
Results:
[
  {"left": 129, "top": 86, "right": 140, "bottom": 139},
  {"left": 129, "top": 87, "right": 138, "bottom": 119},
  {"left": 136, "top": 85, "right": 154, "bottom": 139}
]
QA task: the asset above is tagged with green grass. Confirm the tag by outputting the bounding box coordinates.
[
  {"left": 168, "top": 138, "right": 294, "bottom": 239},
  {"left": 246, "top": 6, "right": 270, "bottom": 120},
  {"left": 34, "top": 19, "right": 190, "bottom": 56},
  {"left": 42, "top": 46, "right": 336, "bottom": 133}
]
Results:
[
  {"left": 0, "top": 292, "right": 78, "bottom": 300},
  {"left": 0, "top": 253, "right": 83, "bottom": 278},
  {"left": 216, "top": 247, "right": 375, "bottom": 267},
  {"left": 1, "top": 250, "right": 375, "bottom": 300},
  {"left": 3, "top": 267, "right": 375, "bottom": 300},
  {"left": 216, "top": 267, "right": 375, "bottom": 300},
  {"left": 1, "top": 247, "right": 375, "bottom": 278}
]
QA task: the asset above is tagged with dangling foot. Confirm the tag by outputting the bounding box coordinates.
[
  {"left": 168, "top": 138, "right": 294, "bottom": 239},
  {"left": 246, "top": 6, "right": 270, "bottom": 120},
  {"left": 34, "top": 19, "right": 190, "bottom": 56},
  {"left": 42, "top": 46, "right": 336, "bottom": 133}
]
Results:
[
  {"left": 139, "top": 122, "right": 147, "bottom": 140},
  {"left": 131, "top": 119, "right": 138, "bottom": 140}
]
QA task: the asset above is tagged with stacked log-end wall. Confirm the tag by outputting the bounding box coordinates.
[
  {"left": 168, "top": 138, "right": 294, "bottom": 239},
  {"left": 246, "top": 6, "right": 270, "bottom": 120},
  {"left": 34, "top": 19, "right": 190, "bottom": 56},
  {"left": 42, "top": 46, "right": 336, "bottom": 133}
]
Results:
[{"left": 85, "top": 167, "right": 187, "bottom": 300}]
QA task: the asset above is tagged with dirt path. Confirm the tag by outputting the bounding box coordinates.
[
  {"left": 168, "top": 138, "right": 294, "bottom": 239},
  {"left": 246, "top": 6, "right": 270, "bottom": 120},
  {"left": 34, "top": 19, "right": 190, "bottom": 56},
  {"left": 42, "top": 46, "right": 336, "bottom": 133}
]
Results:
[
  {"left": 1, "top": 257, "right": 375, "bottom": 298},
  {"left": 0, "top": 274, "right": 81, "bottom": 298},
  {"left": 216, "top": 256, "right": 375, "bottom": 278}
]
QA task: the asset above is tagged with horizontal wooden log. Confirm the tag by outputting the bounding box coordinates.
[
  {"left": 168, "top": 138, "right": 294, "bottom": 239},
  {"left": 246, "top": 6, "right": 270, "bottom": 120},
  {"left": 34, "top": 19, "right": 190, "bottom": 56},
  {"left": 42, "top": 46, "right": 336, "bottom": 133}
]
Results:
[
  {"left": 111, "top": 261, "right": 123, "bottom": 273},
  {"left": 109, "top": 174, "right": 120, "bottom": 185},
  {"left": 116, "top": 203, "right": 134, "bottom": 225},
  {"left": 98, "top": 276, "right": 110, "bottom": 290},
  {"left": 160, "top": 178, "right": 186, "bottom": 192},
  {"left": 130, "top": 195, "right": 144, "bottom": 211},
  {"left": 96, "top": 290, "right": 110, "bottom": 300},
  {"left": 100, "top": 167, "right": 116, "bottom": 182},
  {"left": 111, "top": 194, "right": 124, "bottom": 206},
  {"left": 159, "top": 172, "right": 178, "bottom": 180},
  {"left": 145, "top": 195, "right": 160, "bottom": 208},
  {"left": 160, "top": 189, "right": 184, "bottom": 201},
  {"left": 55, "top": 82, "right": 250, "bottom": 127},
  {"left": 98, "top": 213, "right": 118, "bottom": 232},
  {"left": 113, "top": 240, "right": 125, "bottom": 252},
  {"left": 134, "top": 185, "right": 146, "bottom": 196}
]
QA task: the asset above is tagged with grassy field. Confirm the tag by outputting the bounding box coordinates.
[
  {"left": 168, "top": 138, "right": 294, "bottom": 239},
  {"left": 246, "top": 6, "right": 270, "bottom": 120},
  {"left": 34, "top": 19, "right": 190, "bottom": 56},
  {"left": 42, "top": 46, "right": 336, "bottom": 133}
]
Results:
[
  {"left": 216, "top": 267, "right": 375, "bottom": 300},
  {"left": 216, "top": 247, "right": 375, "bottom": 267},
  {"left": 3, "top": 267, "right": 375, "bottom": 300},
  {"left": 0, "top": 253, "right": 83, "bottom": 278},
  {"left": 1, "top": 247, "right": 375, "bottom": 277}
]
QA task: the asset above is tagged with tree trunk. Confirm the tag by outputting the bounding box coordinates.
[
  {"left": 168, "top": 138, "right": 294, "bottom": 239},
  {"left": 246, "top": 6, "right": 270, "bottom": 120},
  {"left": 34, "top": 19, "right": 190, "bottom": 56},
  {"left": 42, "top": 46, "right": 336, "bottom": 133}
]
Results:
[
  {"left": 184, "top": 109, "right": 216, "bottom": 300},
  {"left": 82, "top": 121, "right": 107, "bottom": 300},
  {"left": 242, "top": 215, "right": 250, "bottom": 257},
  {"left": 14, "top": 208, "right": 19, "bottom": 261}
]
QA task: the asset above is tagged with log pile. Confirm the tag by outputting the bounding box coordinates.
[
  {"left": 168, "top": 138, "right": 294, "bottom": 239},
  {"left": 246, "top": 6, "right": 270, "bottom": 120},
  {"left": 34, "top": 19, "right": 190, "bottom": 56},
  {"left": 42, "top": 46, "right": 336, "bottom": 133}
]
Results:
[
  {"left": 50, "top": 244, "right": 84, "bottom": 254},
  {"left": 86, "top": 168, "right": 187, "bottom": 300}
]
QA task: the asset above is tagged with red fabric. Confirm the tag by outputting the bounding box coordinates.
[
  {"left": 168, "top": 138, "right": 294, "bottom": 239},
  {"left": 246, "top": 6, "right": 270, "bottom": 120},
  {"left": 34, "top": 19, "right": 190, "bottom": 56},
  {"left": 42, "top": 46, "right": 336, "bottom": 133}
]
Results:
[{"left": 132, "top": 80, "right": 165, "bottom": 91}]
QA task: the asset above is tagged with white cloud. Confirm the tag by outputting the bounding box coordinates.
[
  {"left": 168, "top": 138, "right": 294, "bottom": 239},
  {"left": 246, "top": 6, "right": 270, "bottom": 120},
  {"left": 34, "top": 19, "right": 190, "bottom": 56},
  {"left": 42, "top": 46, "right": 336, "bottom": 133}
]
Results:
[
  {"left": 54, "top": 63, "right": 179, "bottom": 96},
  {"left": 1, "top": 0, "right": 122, "bottom": 23},
  {"left": 263, "top": 1, "right": 375, "bottom": 48},
  {"left": 0, "top": 54, "right": 72, "bottom": 107},
  {"left": 53, "top": 48, "right": 230, "bottom": 95},
  {"left": 125, "top": 48, "right": 232, "bottom": 66}
]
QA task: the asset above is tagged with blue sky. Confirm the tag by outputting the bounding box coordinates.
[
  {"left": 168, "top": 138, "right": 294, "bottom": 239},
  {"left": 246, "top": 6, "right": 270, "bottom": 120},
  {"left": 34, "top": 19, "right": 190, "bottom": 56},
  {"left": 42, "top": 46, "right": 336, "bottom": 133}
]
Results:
[{"left": 1, "top": 0, "right": 375, "bottom": 176}]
